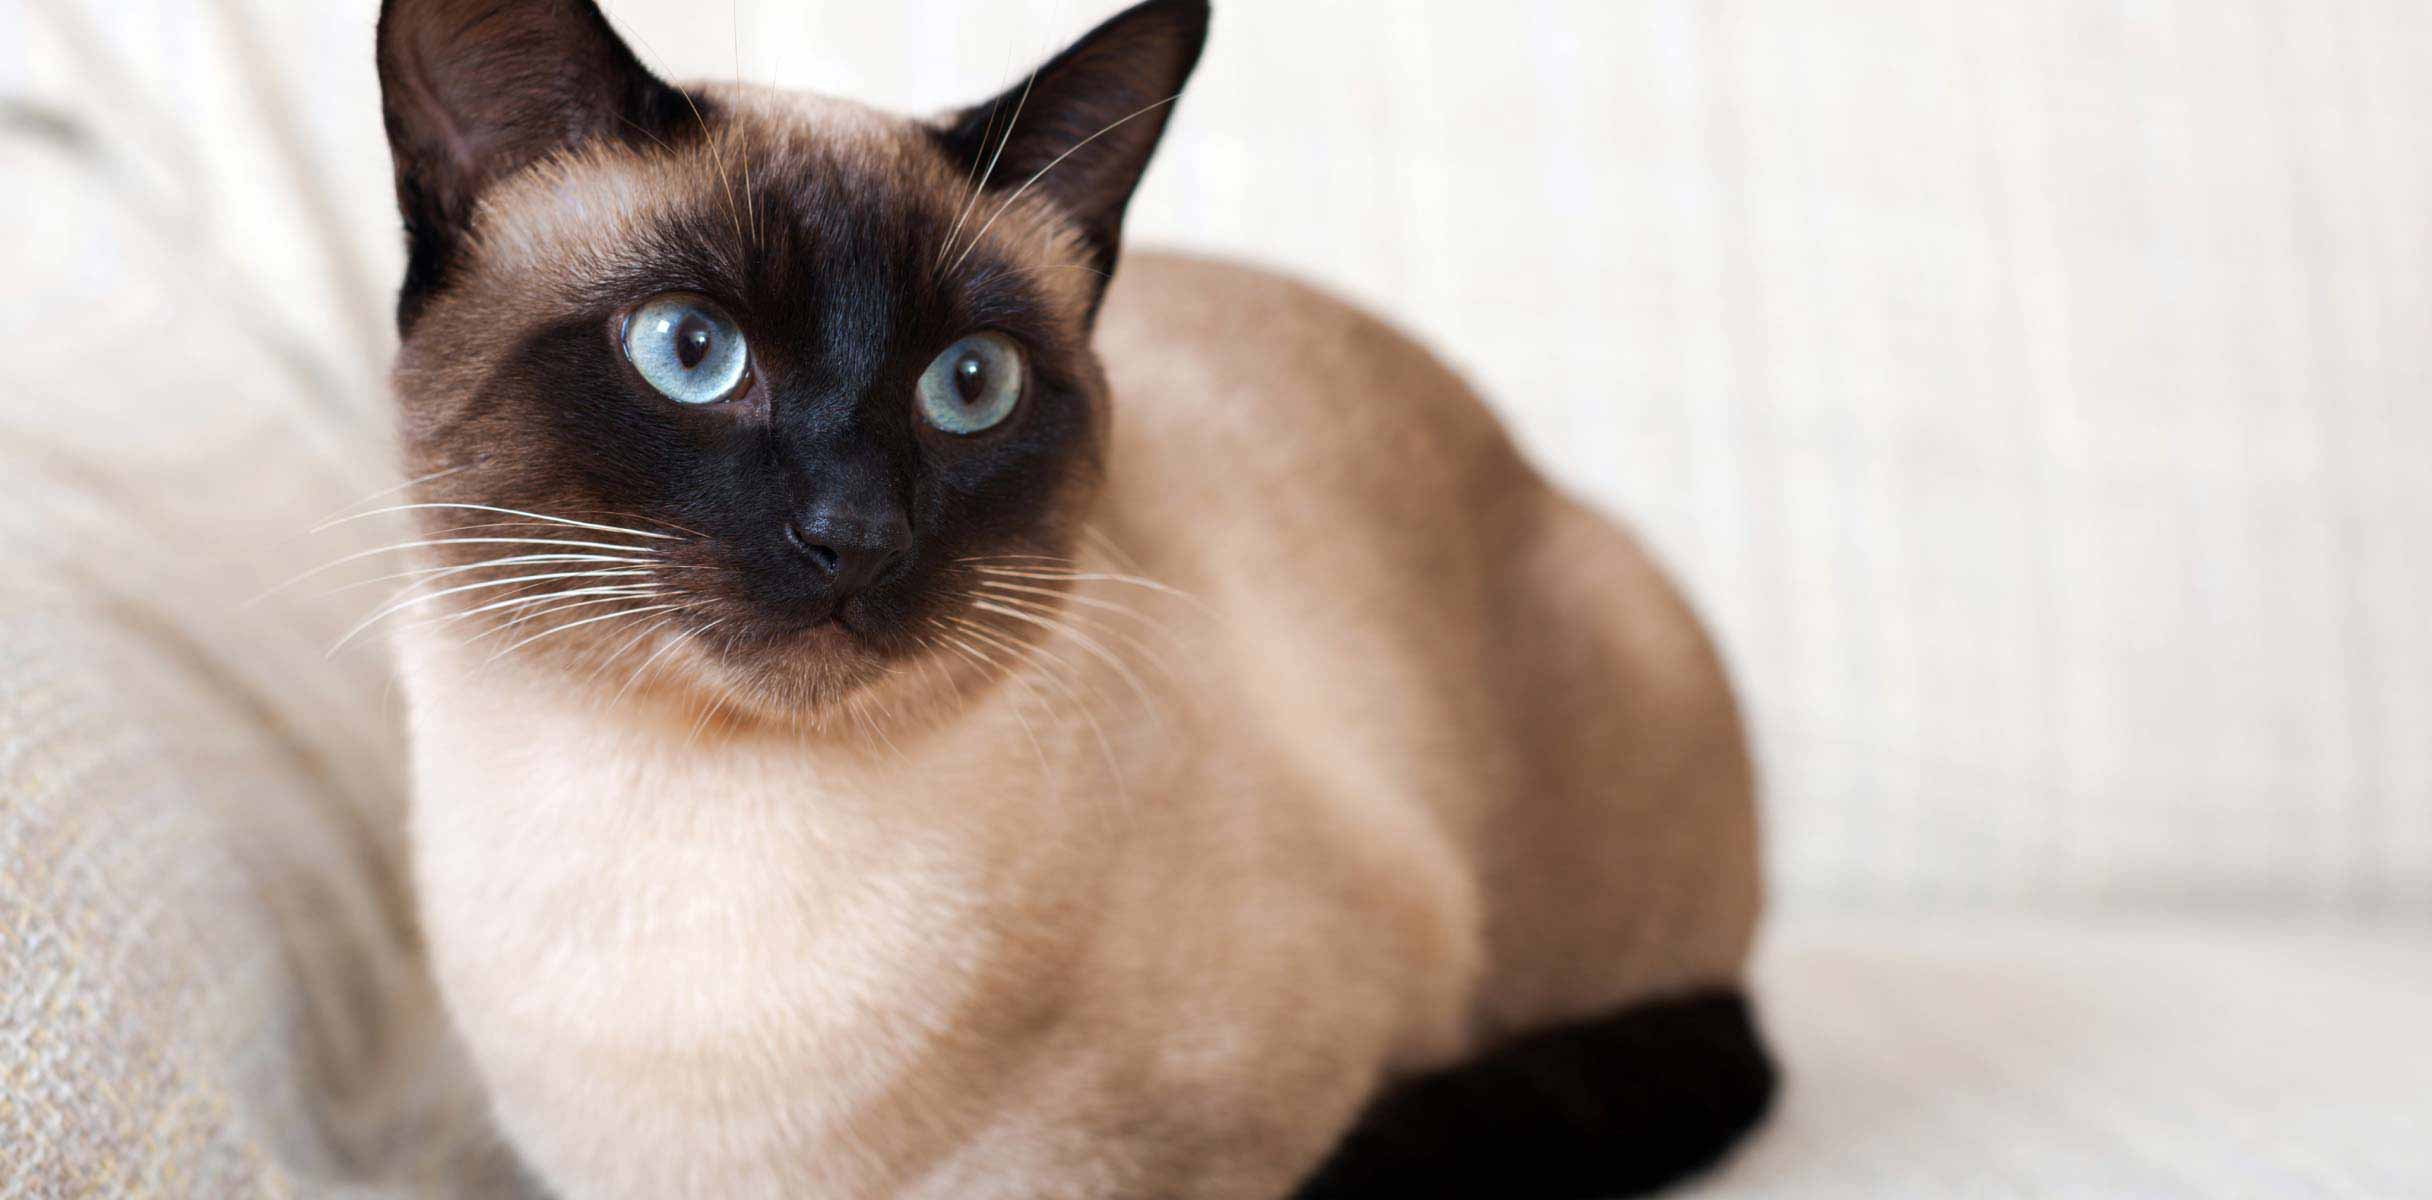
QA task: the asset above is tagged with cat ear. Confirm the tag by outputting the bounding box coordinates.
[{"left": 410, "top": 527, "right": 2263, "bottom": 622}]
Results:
[
  {"left": 375, "top": 0, "right": 693, "bottom": 328},
  {"left": 937, "top": 0, "right": 1209, "bottom": 294}
]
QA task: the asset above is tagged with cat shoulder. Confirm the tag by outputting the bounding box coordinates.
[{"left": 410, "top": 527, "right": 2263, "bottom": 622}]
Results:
[{"left": 1096, "top": 250, "right": 1527, "bottom": 496}]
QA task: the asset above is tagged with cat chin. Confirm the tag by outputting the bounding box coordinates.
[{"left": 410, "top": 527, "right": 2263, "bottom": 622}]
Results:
[{"left": 601, "top": 616, "right": 968, "bottom": 734}]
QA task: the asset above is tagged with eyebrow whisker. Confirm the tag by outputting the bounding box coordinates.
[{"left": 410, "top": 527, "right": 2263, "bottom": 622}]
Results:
[{"left": 946, "top": 93, "right": 1181, "bottom": 277}]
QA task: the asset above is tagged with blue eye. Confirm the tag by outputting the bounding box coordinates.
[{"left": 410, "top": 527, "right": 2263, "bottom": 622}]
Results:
[
  {"left": 917, "top": 332, "right": 1025, "bottom": 435},
  {"left": 622, "top": 293, "right": 748, "bottom": 404}
]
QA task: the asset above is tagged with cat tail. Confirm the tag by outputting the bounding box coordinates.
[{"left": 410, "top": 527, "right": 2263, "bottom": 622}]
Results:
[{"left": 1290, "top": 988, "right": 1777, "bottom": 1199}]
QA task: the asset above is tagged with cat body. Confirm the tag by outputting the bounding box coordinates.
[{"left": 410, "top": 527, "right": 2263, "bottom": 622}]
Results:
[
  {"left": 403, "top": 255, "right": 1757, "bottom": 1198},
  {"left": 373, "top": 2, "right": 1769, "bottom": 1196}
]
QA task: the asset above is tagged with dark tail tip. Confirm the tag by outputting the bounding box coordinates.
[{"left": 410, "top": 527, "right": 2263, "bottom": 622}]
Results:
[{"left": 1292, "top": 989, "right": 1778, "bottom": 1199}]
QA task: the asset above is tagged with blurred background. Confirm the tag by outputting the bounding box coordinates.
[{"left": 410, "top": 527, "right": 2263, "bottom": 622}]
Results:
[
  {"left": 9, "top": 0, "right": 2424, "bottom": 922},
  {"left": 4, "top": 2, "right": 2430, "bottom": 1194}
]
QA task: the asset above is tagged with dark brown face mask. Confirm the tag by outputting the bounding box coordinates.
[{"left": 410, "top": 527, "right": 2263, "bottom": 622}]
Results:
[{"left": 371, "top": 0, "right": 1206, "bottom": 713}]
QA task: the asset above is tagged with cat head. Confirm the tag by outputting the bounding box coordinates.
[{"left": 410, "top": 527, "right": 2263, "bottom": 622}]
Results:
[{"left": 373, "top": 0, "right": 1206, "bottom": 720}]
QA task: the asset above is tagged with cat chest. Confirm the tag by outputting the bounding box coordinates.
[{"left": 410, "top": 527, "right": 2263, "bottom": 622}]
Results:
[{"left": 408, "top": 732, "right": 1084, "bottom": 1061}]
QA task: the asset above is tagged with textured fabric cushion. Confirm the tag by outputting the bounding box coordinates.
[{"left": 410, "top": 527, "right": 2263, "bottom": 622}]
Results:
[
  {"left": 0, "top": 595, "right": 519, "bottom": 1196},
  {"left": 0, "top": 101, "right": 516, "bottom": 1192}
]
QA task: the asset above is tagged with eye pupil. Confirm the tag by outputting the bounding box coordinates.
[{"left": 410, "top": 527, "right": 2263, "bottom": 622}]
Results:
[
  {"left": 953, "top": 354, "right": 987, "bottom": 403},
  {"left": 675, "top": 314, "right": 715, "bottom": 370}
]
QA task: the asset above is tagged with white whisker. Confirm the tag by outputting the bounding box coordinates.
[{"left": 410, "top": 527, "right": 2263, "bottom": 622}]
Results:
[
  {"left": 940, "top": 64, "right": 1041, "bottom": 269},
  {"left": 457, "top": 588, "right": 670, "bottom": 641},
  {"left": 306, "top": 462, "right": 472, "bottom": 530},
  {"left": 622, "top": 17, "right": 748, "bottom": 253},
  {"left": 912, "top": 635, "right": 970, "bottom": 708},
  {"left": 610, "top": 613, "right": 720, "bottom": 711},
  {"left": 967, "top": 566, "right": 1212, "bottom": 613},
  {"left": 486, "top": 601, "right": 691, "bottom": 664},
  {"left": 1081, "top": 524, "right": 1147, "bottom": 575},
  {"left": 970, "top": 598, "right": 1161, "bottom": 719},
  {"left": 946, "top": 613, "right": 1128, "bottom": 824},
  {"left": 946, "top": 613, "right": 1083, "bottom": 701},
  {"left": 585, "top": 611, "right": 685, "bottom": 693},
  {"left": 253, "top": 535, "right": 669, "bottom": 604},
  {"left": 322, "top": 553, "right": 668, "bottom": 596},
  {"left": 733, "top": 0, "right": 761, "bottom": 253},
  {"left": 314, "top": 502, "right": 683, "bottom": 541},
  {"left": 414, "top": 592, "right": 669, "bottom": 660},
  {"left": 847, "top": 687, "right": 910, "bottom": 763},
  {"left": 955, "top": 554, "right": 1084, "bottom": 569},
  {"left": 935, "top": 629, "right": 1057, "bottom": 805},
  {"left": 947, "top": 93, "right": 1181, "bottom": 276},
  {"left": 328, "top": 570, "right": 655, "bottom": 656},
  {"left": 973, "top": 578, "right": 1167, "bottom": 627},
  {"left": 383, "top": 587, "right": 663, "bottom": 648},
  {"left": 971, "top": 583, "right": 1188, "bottom": 686},
  {"left": 680, "top": 677, "right": 729, "bottom": 747}
]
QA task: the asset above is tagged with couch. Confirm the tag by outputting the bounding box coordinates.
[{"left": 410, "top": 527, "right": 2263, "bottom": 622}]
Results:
[{"left": 4, "top": 1, "right": 2427, "bottom": 1194}]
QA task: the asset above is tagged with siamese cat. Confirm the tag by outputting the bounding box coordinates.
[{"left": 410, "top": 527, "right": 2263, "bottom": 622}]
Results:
[{"left": 371, "top": 0, "right": 1773, "bottom": 1196}]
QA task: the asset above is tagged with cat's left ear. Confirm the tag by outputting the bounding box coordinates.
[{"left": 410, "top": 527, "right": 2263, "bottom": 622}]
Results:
[{"left": 937, "top": 0, "right": 1209, "bottom": 302}]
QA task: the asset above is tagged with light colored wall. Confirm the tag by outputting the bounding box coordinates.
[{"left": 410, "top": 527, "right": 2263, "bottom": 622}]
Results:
[{"left": 7, "top": 0, "right": 2428, "bottom": 918}]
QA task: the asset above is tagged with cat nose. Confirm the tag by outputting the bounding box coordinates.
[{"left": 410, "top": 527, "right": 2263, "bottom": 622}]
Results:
[{"left": 784, "top": 508, "right": 910, "bottom": 604}]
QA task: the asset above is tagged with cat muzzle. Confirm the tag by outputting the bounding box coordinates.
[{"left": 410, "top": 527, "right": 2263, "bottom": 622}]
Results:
[{"left": 782, "top": 511, "right": 909, "bottom": 613}]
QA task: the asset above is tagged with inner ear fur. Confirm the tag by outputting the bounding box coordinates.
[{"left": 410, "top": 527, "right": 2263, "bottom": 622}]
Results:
[
  {"left": 936, "top": 0, "right": 1210, "bottom": 295},
  {"left": 376, "top": 0, "right": 700, "bottom": 330}
]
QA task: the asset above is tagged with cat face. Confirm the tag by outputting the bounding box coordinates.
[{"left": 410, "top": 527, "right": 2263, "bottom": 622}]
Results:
[{"left": 374, "top": 0, "right": 1206, "bottom": 717}]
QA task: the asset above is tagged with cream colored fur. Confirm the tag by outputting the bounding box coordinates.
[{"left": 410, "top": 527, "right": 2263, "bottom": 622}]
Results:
[{"left": 401, "top": 102, "right": 1759, "bottom": 1200}]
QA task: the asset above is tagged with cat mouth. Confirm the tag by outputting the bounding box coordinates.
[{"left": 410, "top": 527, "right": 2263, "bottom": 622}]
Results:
[
  {"left": 823, "top": 590, "right": 894, "bottom": 639},
  {"left": 769, "top": 598, "right": 903, "bottom": 663},
  {"left": 779, "top": 610, "right": 865, "bottom": 647},
  {"left": 726, "top": 571, "right": 891, "bottom": 645}
]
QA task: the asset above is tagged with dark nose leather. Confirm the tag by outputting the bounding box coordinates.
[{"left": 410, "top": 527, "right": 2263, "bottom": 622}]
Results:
[{"left": 784, "top": 506, "right": 909, "bottom": 605}]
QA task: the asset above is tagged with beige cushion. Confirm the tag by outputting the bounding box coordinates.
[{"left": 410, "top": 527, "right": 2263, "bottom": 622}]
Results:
[{"left": 0, "top": 104, "right": 515, "bottom": 1192}]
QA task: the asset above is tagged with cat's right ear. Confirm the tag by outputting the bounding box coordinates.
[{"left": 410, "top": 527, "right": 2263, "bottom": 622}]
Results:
[
  {"left": 935, "top": 0, "right": 1208, "bottom": 310},
  {"left": 375, "top": 0, "right": 695, "bottom": 330}
]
